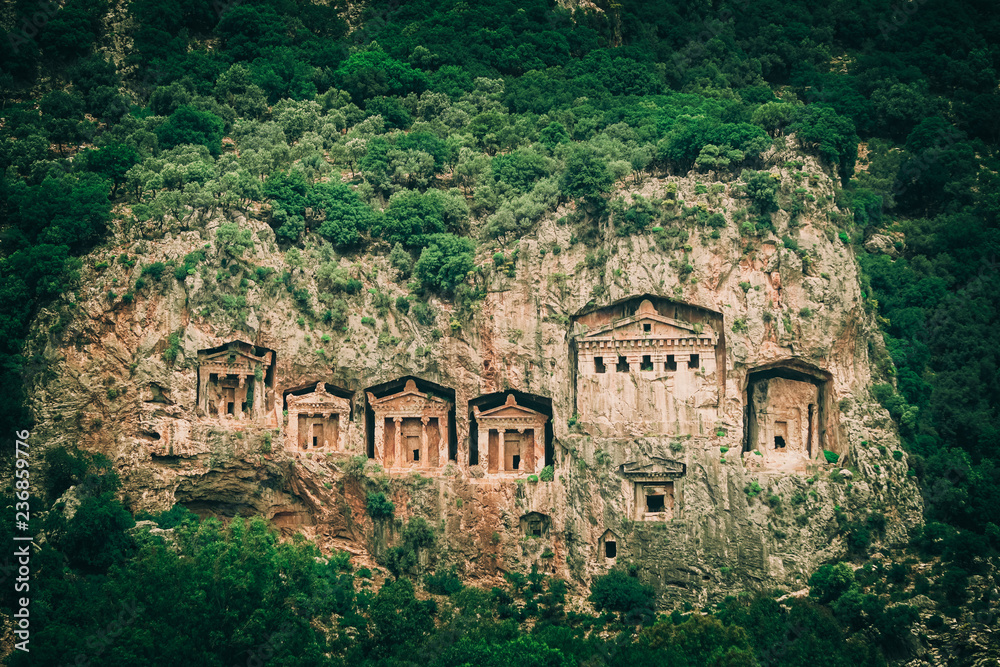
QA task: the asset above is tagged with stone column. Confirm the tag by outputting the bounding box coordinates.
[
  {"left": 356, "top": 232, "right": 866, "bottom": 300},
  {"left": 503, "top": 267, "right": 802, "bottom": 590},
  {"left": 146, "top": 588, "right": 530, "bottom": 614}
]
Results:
[
  {"left": 523, "top": 428, "right": 536, "bottom": 473},
  {"left": 237, "top": 375, "right": 246, "bottom": 420},
  {"left": 479, "top": 427, "right": 489, "bottom": 470},
  {"left": 373, "top": 416, "right": 383, "bottom": 462},
  {"left": 438, "top": 418, "right": 448, "bottom": 466},
  {"left": 337, "top": 410, "right": 348, "bottom": 452},
  {"left": 498, "top": 429, "right": 506, "bottom": 472},
  {"left": 287, "top": 407, "right": 298, "bottom": 450},
  {"left": 393, "top": 417, "right": 402, "bottom": 471},
  {"left": 421, "top": 417, "right": 430, "bottom": 468},
  {"left": 252, "top": 375, "right": 262, "bottom": 420}
]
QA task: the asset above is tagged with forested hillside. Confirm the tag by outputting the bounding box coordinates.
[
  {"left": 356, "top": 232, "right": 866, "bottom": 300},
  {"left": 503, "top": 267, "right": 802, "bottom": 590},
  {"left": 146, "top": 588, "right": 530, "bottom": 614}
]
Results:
[{"left": 1, "top": 0, "right": 998, "bottom": 664}]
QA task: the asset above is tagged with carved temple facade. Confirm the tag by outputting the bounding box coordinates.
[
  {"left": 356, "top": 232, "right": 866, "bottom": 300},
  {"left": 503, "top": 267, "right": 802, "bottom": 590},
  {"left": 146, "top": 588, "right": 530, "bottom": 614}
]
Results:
[
  {"left": 746, "top": 375, "right": 821, "bottom": 466},
  {"left": 621, "top": 458, "right": 686, "bottom": 522},
  {"left": 574, "top": 299, "right": 721, "bottom": 437},
  {"left": 473, "top": 395, "right": 549, "bottom": 475},
  {"left": 368, "top": 380, "right": 451, "bottom": 470},
  {"left": 285, "top": 383, "right": 351, "bottom": 451},
  {"left": 197, "top": 342, "right": 273, "bottom": 421}
]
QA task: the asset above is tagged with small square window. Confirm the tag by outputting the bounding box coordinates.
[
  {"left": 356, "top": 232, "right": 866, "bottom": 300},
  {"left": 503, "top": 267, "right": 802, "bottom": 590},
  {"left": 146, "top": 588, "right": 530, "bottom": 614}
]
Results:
[
  {"left": 595, "top": 357, "right": 606, "bottom": 373},
  {"left": 688, "top": 354, "right": 700, "bottom": 369},
  {"left": 641, "top": 355, "right": 653, "bottom": 371},
  {"left": 665, "top": 355, "right": 677, "bottom": 371},
  {"left": 643, "top": 323, "right": 651, "bottom": 333},
  {"left": 616, "top": 356, "right": 630, "bottom": 372},
  {"left": 646, "top": 495, "right": 665, "bottom": 513}
]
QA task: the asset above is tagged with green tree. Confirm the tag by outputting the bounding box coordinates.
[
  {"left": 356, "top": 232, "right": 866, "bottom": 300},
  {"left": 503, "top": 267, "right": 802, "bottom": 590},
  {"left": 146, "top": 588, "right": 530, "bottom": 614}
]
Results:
[
  {"left": 415, "top": 233, "right": 476, "bottom": 294},
  {"left": 588, "top": 570, "right": 655, "bottom": 620},
  {"left": 155, "top": 106, "right": 225, "bottom": 156}
]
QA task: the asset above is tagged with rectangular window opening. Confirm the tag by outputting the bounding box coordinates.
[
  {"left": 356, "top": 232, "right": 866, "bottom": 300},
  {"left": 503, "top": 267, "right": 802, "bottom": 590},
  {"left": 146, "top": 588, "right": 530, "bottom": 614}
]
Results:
[
  {"left": 413, "top": 449, "right": 420, "bottom": 462},
  {"left": 643, "top": 323, "right": 651, "bottom": 333},
  {"left": 595, "top": 356, "right": 606, "bottom": 373},
  {"left": 688, "top": 354, "right": 700, "bottom": 369},
  {"left": 605, "top": 541, "right": 617, "bottom": 558},
  {"left": 227, "top": 402, "right": 235, "bottom": 415},
  {"left": 646, "top": 494, "right": 665, "bottom": 513},
  {"left": 641, "top": 355, "right": 653, "bottom": 371},
  {"left": 616, "top": 356, "right": 630, "bottom": 372},
  {"left": 512, "top": 454, "right": 520, "bottom": 470},
  {"left": 665, "top": 355, "right": 677, "bottom": 371}
]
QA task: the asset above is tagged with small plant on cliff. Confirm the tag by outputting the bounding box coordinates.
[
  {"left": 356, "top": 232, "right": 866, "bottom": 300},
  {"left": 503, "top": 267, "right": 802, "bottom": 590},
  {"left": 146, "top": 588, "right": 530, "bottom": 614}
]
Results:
[
  {"left": 366, "top": 492, "right": 395, "bottom": 519},
  {"left": 527, "top": 474, "right": 539, "bottom": 483},
  {"left": 163, "top": 331, "right": 182, "bottom": 365},
  {"left": 539, "top": 465, "right": 554, "bottom": 482},
  {"left": 343, "top": 455, "right": 368, "bottom": 479},
  {"left": 823, "top": 450, "right": 840, "bottom": 464},
  {"left": 745, "top": 480, "right": 763, "bottom": 498}
]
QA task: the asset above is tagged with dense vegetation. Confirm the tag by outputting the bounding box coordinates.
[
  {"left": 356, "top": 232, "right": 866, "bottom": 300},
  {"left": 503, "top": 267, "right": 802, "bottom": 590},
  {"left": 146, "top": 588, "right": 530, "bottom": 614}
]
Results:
[
  {"left": 0, "top": 452, "right": 947, "bottom": 666},
  {"left": 2, "top": 0, "right": 999, "bottom": 663}
]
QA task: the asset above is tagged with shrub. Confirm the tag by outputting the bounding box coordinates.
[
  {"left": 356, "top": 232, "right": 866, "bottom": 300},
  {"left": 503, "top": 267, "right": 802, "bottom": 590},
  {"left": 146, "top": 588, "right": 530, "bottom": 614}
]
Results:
[
  {"left": 527, "top": 474, "right": 539, "bottom": 483},
  {"left": 589, "top": 570, "right": 655, "bottom": 619},
  {"left": 539, "top": 465, "right": 554, "bottom": 482},
  {"left": 424, "top": 565, "right": 464, "bottom": 595},
  {"left": 823, "top": 450, "right": 840, "bottom": 464},
  {"left": 415, "top": 233, "right": 475, "bottom": 294},
  {"left": 366, "top": 492, "right": 395, "bottom": 519},
  {"left": 809, "top": 562, "right": 856, "bottom": 604},
  {"left": 745, "top": 480, "right": 762, "bottom": 498}
]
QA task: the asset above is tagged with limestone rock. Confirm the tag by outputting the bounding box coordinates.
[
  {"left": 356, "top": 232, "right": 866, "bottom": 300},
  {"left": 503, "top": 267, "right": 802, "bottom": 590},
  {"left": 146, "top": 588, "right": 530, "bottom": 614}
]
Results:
[{"left": 24, "top": 159, "right": 923, "bottom": 608}]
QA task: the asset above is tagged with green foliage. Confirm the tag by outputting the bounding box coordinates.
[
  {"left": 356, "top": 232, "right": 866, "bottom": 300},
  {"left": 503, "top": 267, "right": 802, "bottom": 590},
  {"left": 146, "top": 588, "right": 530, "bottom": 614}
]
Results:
[
  {"left": 163, "top": 330, "right": 182, "bottom": 364},
  {"left": 589, "top": 570, "right": 655, "bottom": 619},
  {"left": 424, "top": 565, "right": 464, "bottom": 595},
  {"left": 366, "top": 491, "right": 395, "bottom": 519},
  {"left": 809, "top": 562, "right": 856, "bottom": 604},
  {"left": 560, "top": 145, "right": 613, "bottom": 203},
  {"left": 377, "top": 189, "right": 469, "bottom": 248},
  {"left": 215, "top": 223, "right": 254, "bottom": 258},
  {"left": 311, "top": 182, "right": 378, "bottom": 247},
  {"left": 155, "top": 106, "right": 225, "bottom": 156},
  {"left": 43, "top": 446, "right": 90, "bottom": 499},
  {"left": 60, "top": 492, "right": 136, "bottom": 572},
  {"left": 415, "top": 233, "right": 476, "bottom": 294},
  {"left": 824, "top": 450, "right": 840, "bottom": 464},
  {"left": 738, "top": 170, "right": 779, "bottom": 214},
  {"left": 539, "top": 465, "right": 554, "bottom": 482}
]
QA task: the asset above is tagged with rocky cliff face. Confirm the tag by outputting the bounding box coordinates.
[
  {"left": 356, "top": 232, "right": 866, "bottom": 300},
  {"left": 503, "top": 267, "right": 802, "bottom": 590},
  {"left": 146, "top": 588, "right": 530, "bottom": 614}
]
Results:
[{"left": 27, "top": 147, "right": 922, "bottom": 606}]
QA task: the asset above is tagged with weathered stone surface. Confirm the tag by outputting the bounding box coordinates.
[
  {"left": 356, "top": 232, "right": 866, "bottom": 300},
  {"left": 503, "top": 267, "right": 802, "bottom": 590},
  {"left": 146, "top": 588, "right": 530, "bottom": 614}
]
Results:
[{"left": 26, "top": 157, "right": 922, "bottom": 607}]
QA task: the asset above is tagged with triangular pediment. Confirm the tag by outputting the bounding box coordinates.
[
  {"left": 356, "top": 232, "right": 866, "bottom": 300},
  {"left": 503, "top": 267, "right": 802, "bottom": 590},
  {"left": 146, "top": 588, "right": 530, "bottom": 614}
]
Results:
[
  {"left": 578, "top": 314, "right": 703, "bottom": 340},
  {"left": 287, "top": 383, "right": 350, "bottom": 410},
  {"left": 620, "top": 457, "right": 686, "bottom": 478},
  {"left": 200, "top": 349, "right": 267, "bottom": 365},
  {"left": 369, "top": 380, "right": 450, "bottom": 411},
  {"left": 475, "top": 394, "right": 548, "bottom": 421}
]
